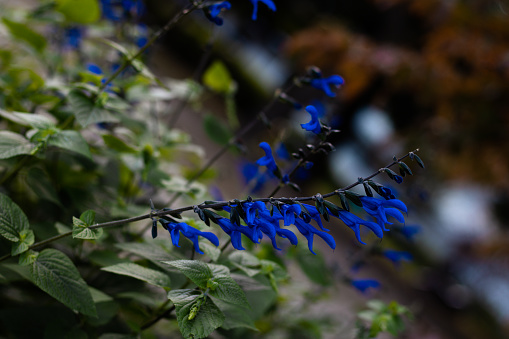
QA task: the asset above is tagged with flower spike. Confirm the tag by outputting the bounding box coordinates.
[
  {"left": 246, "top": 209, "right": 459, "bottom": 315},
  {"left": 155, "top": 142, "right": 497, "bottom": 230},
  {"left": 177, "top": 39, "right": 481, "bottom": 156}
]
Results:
[
  {"left": 249, "top": 0, "right": 276, "bottom": 20},
  {"left": 301, "top": 105, "right": 322, "bottom": 134},
  {"left": 310, "top": 75, "right": 345, "bottom": 97},
  {"left": 204, "top": 1, "right": 231, "bottom": 26}
]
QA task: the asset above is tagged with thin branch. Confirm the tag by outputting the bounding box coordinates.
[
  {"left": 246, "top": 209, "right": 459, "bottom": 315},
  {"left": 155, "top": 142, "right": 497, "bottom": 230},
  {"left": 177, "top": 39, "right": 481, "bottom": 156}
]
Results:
[
  {"left": 167, "top": 82, "right": 296, "bottom": 206},
  {"left": 0, "top": 149, "right": 420, "bottom": 263},
  {"left": 96, "top": 1, "right": 201, "bottom": 98}
]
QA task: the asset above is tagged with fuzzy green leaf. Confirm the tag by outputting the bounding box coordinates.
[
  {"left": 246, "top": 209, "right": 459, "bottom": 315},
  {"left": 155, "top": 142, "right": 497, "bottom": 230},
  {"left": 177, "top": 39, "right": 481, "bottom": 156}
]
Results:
[
  {"left": 11, "top": 229, "right": 34, "bottom": 256},
  {"left": 102, "top": 263, "right": 171, "bottom": 289},
  {"left": 30, "top": 249, "right": 97, "bottom": 317},
  {"left": 208, "top": 274, "right": 250, "bottom": 308},
  {"left": 48, "top": 130, "right": 92, "bottom": 159},
  {"left": 0, "top": 193, "right": 30, "bottom": 242},
  {"left": 72, "top": 211, "right": 102, "bottom": 239},
  {"left": 2, "top": 18, "right": 46, "bottom": 52},
  {"left": 168, "top": 289, "right": 225, "bottom": 339},
  {"left": 102, "top": 134, "right": 138, "bottom": 153},
  {"left": 202, "top": 60, "right": 235, "bottom": 94},
  {"left": 0, "top": 131, "right": 37, "bottom": 159},
  {"left": 56, "top": 0, "right": 100, "bottom": 24},
  {"left": 67, "top": 90, "right": 117, "bottom": 127},
  {"left": 203, "top": 114, "right": 233, "bottom": 146},
  {"left": 212, "top": 298, "right": 257, "bottom": 331},
  {"left": 163, "top": 260, "right": 213, "bottom": 289}
]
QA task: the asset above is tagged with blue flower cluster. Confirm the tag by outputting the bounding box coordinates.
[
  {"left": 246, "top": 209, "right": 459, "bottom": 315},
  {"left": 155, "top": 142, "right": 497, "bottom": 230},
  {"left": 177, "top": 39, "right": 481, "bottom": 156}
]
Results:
[
  {"left": 154, "top": 193, "right": 407, "bottom": 255},
  {"left": 100, "top": 0, "right": 144, "bottom": 22},
  {"left": 204, "top": 0, "right": 276, "bottom": 25}
]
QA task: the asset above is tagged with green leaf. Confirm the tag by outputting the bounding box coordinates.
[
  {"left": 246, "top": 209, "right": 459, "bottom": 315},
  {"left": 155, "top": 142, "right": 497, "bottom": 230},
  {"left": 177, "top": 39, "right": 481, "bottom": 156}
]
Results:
[
  {"left": 202, "top": 60, "right": 235, "bottom": 94},
  {"left": 56, "top": 0, "right": 100, "bottom": 24},
  {"left": 168, "top": 289, "right": 225, "bottom": 339},
  {"left": 2, "top": 18, "right": 46, "bottom": 52},
  {"left": 11, "top": 229, "right": 34, "bottom": 256},
  {"left": 0, "top": 110, "right": 56, "bottom": 129},
  {"left": 0, "top": 193, "right": 30, "bottom": 242},
  {"left": 163, "top": 260, "right": 212, "bottom": 289},
  {"left": 102, "top": 134, "right": 138, "bottom": 153},
  {"left": 18, "top": 249, "right": 39, "bottom": 266},
  {"left": 203, "top": 114, "right": 233, "bottom": 146},
  {"left": 67, "top": 90, "right": 117, "bottom": 127},
  {"left": 80, "top": 210, "right": 96, "bottom": 225},
  {"left": 208, "top": 275, "right": 250, "bottom": 307},
  {"left": 48, "top": 130, "right": 92, "bottom": 159},
  {"left": 229, "top": 251, "right": 261, "bottom": 267},
  {"left": 295, "top": 247, "right": 332, "bottom": 286},
  {"left": 115, "top": 242, "right": 182, "bottom": 270},
  {"left": 30, "top": 249, "right": 97, "bottom": 317},
  {"left": 101, "top": 263, "right": 171, "bottom": 289},
  {"left": 26, "top": 167, "right": 61, "bottom": 206},
  {"left": 199, "top": 241, "right": 221, "bottom": 262},
  {"left": 0, "top": 131, "right": 37, "bottom": 159},
  {"left": 212, "top": 298, "right": 257, "bottom": 331},
  {"left": 72, "top": 219, "right": 103, "bottom": 240},
  {"left": 228, "top": 252, "right": 261, "bottom": 276}
]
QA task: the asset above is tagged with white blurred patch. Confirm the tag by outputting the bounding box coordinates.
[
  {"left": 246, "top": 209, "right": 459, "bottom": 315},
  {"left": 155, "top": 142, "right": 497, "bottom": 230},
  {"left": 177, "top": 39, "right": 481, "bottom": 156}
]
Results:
[
  {"left": 353, "top": 106, "right": 394, "bottom": 146},
  {"left": 329, "top": 143, "right": 371, "bottom": 188},
  {"left": 434, "top": 184, "right": 495, "bottom": 239}
]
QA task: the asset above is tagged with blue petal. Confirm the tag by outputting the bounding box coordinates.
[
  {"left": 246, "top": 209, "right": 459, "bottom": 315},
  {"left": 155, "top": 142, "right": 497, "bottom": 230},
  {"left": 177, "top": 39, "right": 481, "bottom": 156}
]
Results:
[
  {"left": 351, "top": 279, "right": 380, "bottom": 293},
  {"left": 384, "top": 208, "right": 405, "bottom": 224},
  {"left": 300, "top": 105, "right": 322, "bottom": 134}
]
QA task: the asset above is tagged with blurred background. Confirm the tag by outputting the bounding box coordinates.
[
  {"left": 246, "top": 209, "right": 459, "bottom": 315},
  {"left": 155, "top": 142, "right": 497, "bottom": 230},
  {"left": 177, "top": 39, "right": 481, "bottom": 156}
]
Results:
[
  {"left": 3, "top": 0, "right": 509, "bottom": 337},
  {"left": 142, "top": 0, "right": 509, "bottom": 338}
]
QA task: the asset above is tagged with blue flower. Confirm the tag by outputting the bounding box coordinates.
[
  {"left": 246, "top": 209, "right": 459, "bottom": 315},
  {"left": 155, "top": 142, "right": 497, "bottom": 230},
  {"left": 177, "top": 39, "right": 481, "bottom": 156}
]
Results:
[
  {"left": 241, "top": 162, "right": 259, "bottom": 183},
  {"left": 393, "top": 174, "right": 403, "bottom": 184},
  {"left": 205, "top": 1, "right": 231, "bottom": 25},
  {"left": 304, "top": 161, "right": 314, "bottom": 170},
  {"left": 65, "top": 27, "right": 82, "bottom": 49},
  {"left": 336, "top": 210, "right": 383, "bottom": 245},
  {"left": 216, "top": 217, "right": 256, "bottom": 250},
  {"left": 257, "top": 209, "right": 299, "bottom": 247},
  {"left": 383, "top": 250, "right": 413, "bottom": 266},
  {"left": 399, "top": 225, "right": 420, "bottom": 240},
  {"left": 301, "top": 204, "right": 328, "bottom": 231},
  {"left": 280, "top": 204, "right": 301, "bottom": 226},
  {"left": 282, "top": 174, "right": 290, "bottom": 184},
  {"left": 161, "top": 221, "right": 219, "bottom": 255},
  {"left": 310, "top": 75, "right": 344, "bottom": 97},
  {"left": 249, "top": 0, "right": 276, "bottom": 20},
  {"left": 242, "top": 201, "right": 267, "bottom": 224},
  {"left": 294, "top": 218, "right": 336, "bottom": 255},
  {"left": 256, "top": 142, "right": 278, "bottom": 173},
  {"left": 310, "top": 100, "right": 326, "bottom": 117},
  {"left": 360, "top": 196, "right": 407, "bottom": 232},
  {"left": 275, "top": 142, "right": 290, "bottom": 160},
  {"left": 101, "top": 0, "right": 144, "bottom": 21},
  {"left": 301, "top": 105, "right": 322, "bottom": 134},
  {"left": 87, "top": 64, "right": 103, "bottom": 75},
  {"left": 379, "top": 186, "right": 396, "bottom": 200},
  {"left": 351, "top": 279, "right": 380, "bottom": 293}
]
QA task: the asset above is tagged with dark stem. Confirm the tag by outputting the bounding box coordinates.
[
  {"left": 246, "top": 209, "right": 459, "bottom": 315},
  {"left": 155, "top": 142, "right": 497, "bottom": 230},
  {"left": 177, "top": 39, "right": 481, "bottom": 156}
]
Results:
[
  {"left": 168, "top": 35, "right": 216, "bottom": 128},
  {"left": 96, "top": 2, "right": 200, "bottom": 98},
  {"left": 0, "top": 149, "right": 419, "bottom": 263}
]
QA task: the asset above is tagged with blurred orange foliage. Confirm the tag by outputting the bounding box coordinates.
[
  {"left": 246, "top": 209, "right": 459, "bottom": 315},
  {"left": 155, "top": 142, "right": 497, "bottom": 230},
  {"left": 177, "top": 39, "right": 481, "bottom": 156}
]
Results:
[{"left": 284, "top": 0, "right": 509, "bottom": 187}]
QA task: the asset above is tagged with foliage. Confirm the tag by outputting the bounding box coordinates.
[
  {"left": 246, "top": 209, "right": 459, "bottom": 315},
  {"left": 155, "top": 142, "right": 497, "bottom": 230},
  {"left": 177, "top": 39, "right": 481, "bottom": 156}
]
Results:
[{"left": 0, "top": 1, "right": 422, "bottom": 338}]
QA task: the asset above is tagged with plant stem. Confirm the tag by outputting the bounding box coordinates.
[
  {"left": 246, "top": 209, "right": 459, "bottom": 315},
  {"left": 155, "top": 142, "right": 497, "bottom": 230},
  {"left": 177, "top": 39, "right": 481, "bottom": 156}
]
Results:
[
  {"left": 0, "top": 149, "right": 420, "bottom": 263},
  {"left": 96, "top": 1, "right": 201, "bottom": 98},
  {"left": 167, "top": 83, "right": 296, "bottom": 206}
]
